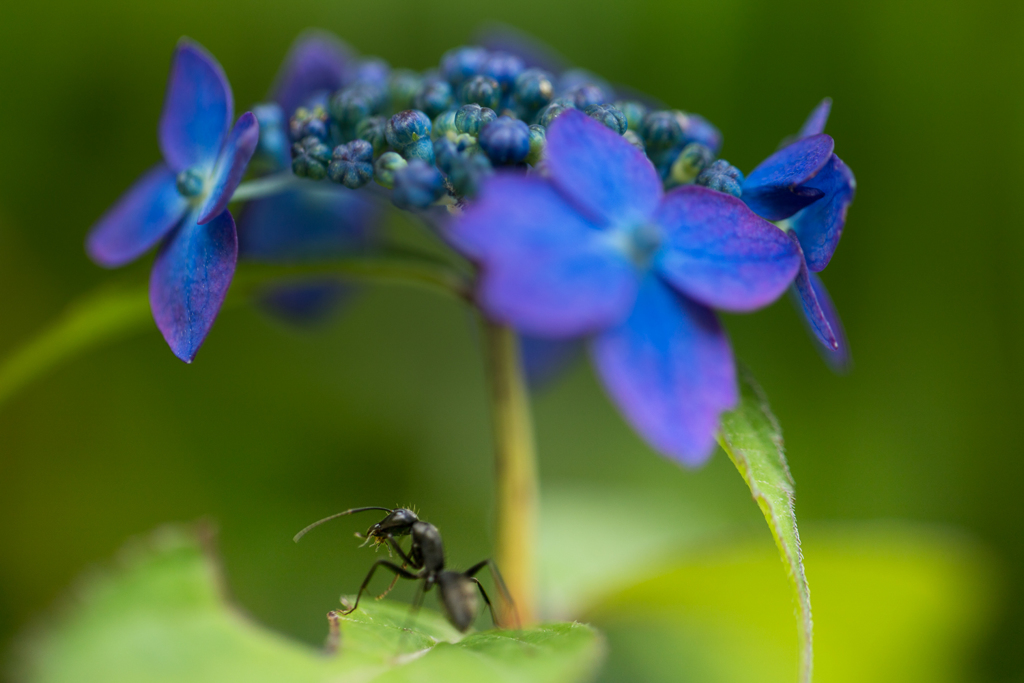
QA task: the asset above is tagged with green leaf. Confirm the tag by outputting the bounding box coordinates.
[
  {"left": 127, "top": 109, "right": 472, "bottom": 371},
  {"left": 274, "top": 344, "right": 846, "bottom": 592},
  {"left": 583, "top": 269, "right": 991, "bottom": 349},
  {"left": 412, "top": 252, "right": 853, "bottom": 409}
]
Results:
[
  {"left": 12, "top": 524, "right": 603, "bottom": 683},
  {"left": 717, "top": 367, "right": 812, "bottom": 683},
  {"left": 587, "top": 526, "right": 997, "bottom": 683}
]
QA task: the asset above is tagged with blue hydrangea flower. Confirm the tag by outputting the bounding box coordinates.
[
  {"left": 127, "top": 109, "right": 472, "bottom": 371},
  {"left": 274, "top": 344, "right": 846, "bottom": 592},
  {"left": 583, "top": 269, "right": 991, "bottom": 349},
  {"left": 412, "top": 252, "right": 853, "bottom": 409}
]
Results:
[
  {"left": 447, "top": 110, "right": 802, "bottom": 463},
  {"left": 740, "top": 98, "right": 856, "bottom": 371},
  {"left": 86, "top": 40, "right": 259, "bottom": 362},
  {"left": 238, "top": 33, "right": 380, "bottom": 322}
]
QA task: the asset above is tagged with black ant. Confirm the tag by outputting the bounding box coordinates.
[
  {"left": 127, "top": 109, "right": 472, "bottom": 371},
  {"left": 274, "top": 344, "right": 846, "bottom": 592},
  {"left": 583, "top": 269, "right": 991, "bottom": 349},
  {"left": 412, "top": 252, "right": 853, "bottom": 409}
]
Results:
[{"left": 294, "top": 506, "right": 516, "bottom": 633}]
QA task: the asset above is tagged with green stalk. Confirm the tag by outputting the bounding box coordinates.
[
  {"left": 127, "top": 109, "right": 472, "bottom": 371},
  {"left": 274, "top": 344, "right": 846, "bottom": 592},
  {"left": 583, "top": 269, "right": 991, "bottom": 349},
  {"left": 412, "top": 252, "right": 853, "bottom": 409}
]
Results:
[
  {"left": 481, "top": 319, "right": 538, "bottom": 626},
  {"left": 0, "top": 256, "right": 469, "bottom": 409}
]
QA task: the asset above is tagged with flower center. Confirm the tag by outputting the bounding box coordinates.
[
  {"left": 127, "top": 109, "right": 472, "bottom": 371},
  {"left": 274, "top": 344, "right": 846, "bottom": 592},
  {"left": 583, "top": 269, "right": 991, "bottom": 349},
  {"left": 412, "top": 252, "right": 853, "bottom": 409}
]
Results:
[
  {"left": 608, "top": 222, "right": 664, "bottom": 269},
  {"left": 175, "top": 168, "right": 205, "bottom": 198}
]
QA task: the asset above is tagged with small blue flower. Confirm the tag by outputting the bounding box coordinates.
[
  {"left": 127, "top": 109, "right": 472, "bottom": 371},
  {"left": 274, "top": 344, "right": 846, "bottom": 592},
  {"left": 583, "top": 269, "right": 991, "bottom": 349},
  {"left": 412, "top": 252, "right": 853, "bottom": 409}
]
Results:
[
  {"left": 740, "top": 98, "right": 856, "bottom": 371},
  {"left": 86, "top": 40, "right": 259, "bottom": 362},
  {"left": 447, "top": 110, "right": 801, "bottom": 463},
  {"left": 393, "top": 160, "right": 446, "bottom": 209}
]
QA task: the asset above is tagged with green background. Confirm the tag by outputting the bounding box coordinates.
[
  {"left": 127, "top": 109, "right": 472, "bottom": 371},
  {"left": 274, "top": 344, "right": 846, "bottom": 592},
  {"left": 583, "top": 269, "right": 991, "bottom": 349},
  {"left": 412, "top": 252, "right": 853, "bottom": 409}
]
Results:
[{"left": 0, "top": 0, "right": 1021, "bottom": 681}]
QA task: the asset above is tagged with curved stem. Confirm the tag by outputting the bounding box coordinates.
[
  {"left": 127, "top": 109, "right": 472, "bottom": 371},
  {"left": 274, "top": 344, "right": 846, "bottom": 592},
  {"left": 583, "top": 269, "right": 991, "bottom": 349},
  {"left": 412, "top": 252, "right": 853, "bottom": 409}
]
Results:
[
  {"left": 481, "top": 319, "right": 538, "bottom": 626},
  {"left": 229, "top": 173, "right": 302, "bottom": 203},
  {"left": 0, "top": 256, "right": 470, "bottom": 409}
]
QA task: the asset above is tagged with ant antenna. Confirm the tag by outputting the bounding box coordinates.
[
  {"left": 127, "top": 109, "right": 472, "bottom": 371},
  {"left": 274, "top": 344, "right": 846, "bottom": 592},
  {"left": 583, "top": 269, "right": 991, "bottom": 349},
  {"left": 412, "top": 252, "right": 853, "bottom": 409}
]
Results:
[{"left": 293, "top": 507, "right": 395, "bottom": 543}]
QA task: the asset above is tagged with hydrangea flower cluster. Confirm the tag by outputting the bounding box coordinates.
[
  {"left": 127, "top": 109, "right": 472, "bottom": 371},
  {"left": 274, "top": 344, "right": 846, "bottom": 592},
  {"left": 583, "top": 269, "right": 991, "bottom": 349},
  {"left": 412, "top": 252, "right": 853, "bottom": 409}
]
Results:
[{"left": 85, "top": 30, "right": 855, "bottom": 466}]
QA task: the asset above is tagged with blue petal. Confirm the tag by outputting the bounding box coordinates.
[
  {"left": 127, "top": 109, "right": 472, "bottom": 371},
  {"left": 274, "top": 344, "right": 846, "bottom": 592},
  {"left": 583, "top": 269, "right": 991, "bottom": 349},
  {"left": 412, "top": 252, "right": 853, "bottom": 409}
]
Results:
[
  {"left": 520, "top": 335, "right": 583, "bottom": 391},
  {"left": 790, "top": 154, "right": 855, "bottom": 272},
  {"left": 237, "top": 184, "right": 376, "bottom": 261},
  {"left": 159, "top": 40, "right": 233, "bottom": 172},
  {"left": 742, "top": 134, "right": 834, "bottom": 221},
  {"left": 655, "top": 186, "right": 800, "bottom": 312},
  {"left": 198, "top": 112, "right": 260, "bottom": 224},
  {"left": 591, "top": 276, "right": 737, "bottom": 465},
  {"left": 798, "top": 98, "right": 832, "bottom": 138},
  {"left": 86, "top": 164, "right": 188, "bottom": 267},
  {"left": 272, "top": 31, "right": 352, "bottom": 115},
  {"left": 791, "top": 269, "right": 851, "bottom": 373},
  {"left": 545, "top": 109, "right": 662, "bottom": 226},
  {"left": 789, "top": 241, "right": 836, "bottom": 350},
  {"left": 149, "top": 210, "right": 237, "bottom": 362},
  {"left": 446, "top": 174, "right": 640, "bottom": 337}
]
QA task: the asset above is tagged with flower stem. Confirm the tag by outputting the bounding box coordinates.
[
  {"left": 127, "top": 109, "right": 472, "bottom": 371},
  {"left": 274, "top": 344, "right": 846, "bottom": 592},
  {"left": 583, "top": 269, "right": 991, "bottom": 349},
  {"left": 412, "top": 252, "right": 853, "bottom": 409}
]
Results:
[
  {"left": 230, "top": 173, "right": 302, "bottom": 203},
  {"left": 481, "top": 319, "right": 538, "bottom": 626},
  {"left": 0, "top": 256, "right": 470, "bottom": 410}
]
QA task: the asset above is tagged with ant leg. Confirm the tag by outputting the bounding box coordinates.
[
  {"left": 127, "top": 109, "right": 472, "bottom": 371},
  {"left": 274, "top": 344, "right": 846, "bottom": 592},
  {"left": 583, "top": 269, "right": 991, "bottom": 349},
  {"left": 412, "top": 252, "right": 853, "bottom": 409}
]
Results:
[
  {"left": 468, "top": 578, "right": 500, "bottom": 628},
  {"left": 341, "top": 560, "right": 419, "bottom": 615},
  {"left": 465, "top": 559, "right": 520, "bottom": 629},
  {"left": 376, "top": 563, "right": 406, "bottom": 600}
]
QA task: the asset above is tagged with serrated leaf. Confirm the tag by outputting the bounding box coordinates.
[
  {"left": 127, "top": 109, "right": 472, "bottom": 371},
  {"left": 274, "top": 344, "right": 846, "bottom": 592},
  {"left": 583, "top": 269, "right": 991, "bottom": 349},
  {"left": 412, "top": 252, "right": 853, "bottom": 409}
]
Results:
[
  {"left": 717, "top": 367, "right": 812, "bottom": 683},
  {"left": 13, "top": 524, "right": 603, "bottom": 683}
]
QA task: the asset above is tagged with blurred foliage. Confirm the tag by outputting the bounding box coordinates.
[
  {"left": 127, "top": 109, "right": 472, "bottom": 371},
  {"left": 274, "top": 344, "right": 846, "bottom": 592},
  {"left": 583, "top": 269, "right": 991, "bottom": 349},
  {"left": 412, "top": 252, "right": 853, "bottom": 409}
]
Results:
[
  {"left": 1, "top": 0, "right": 1022, "bottom": 680},
  {"left": 13, "top": 524, "right": 602, "bottom": 683}
]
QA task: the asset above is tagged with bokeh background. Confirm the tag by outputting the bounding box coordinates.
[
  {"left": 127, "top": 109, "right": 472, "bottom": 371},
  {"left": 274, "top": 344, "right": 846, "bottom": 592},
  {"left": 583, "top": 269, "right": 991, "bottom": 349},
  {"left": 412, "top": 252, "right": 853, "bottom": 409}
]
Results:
[{"left": 1, "top": 0, "right": 1022, "bottom": 681}]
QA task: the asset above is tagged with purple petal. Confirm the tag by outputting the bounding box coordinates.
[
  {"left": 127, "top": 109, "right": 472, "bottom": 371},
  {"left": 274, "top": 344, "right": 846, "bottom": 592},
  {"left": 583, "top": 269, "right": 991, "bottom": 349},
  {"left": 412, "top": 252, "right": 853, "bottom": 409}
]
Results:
[
  {"left": 237, "top": 184, "right": 376, "bottom": 261},
  {"left": 792, "top": 270, "right": 851, "bottom": 373},
  {"left": 447, "top": 174, "right": 640, "bottom": 337},
  {"left": 86, "top": 164, "right": 188, "bottom": 267},
  {"left": 520, "top": 335, "right": 584, "bottom": 391},
  {"left": 742, "top": 134, "right": 834, "bottom": 221},
  {"left": 545, "top": 109, "right": 662, "bottom": 226},
  {"left": 655, "top": 186, "right": 801, "bottom": 312},
  {"left": 150, "top": 211, "right": 238, "bottom": 362},
  {"left": 591, "top": 277, "right": 737, "bottom": 465},
  {"left": 790, "top": 241, "right": 837, "bottom": 350},
  {"left": 272, "top": 31, "right": 352, "bottom": 115},
  {"left": 790, "top": 154, "right": 856, "bottom": 272},
  {"left": 198, "top": 112, "right": 260, "bottom": 224},
  {"left": 798, "top": 98, "right": 832, "bottom": 138},
  {"left": 159, "top": 40, "right": 233, "bottom": 172}
]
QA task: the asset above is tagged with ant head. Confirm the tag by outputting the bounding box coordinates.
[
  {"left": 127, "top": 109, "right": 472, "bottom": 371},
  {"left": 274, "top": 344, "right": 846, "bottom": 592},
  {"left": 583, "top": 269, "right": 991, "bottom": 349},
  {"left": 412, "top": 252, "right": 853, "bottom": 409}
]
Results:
[{"left": 365, "top": 508, "right": 419, "bottom": 541}]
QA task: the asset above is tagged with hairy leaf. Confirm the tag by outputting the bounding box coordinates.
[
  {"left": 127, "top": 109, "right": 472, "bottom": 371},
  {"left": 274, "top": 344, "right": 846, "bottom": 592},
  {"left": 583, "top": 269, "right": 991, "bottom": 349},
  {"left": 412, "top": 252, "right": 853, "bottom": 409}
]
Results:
[
  {"left": 12, "top": 524, "right": 602, "bottom": 683},
  {"left": 718, "top": 367, "right": 812, "bottom": 683}
]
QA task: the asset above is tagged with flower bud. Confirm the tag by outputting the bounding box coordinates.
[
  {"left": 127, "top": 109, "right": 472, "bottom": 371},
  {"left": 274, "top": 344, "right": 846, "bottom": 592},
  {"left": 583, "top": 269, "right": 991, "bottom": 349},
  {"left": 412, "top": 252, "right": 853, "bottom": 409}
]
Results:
[
  {"left": 585, "top": 104, "right": 627, "bottom": 134},
  {"left": 479, "top": 116, "right": 531, "bottom": 165},
  {"left": 374, "top": 151, "right": 408, "bottom": 189},
  {"left": 328, "top": 140, "right": 374, "bottom": 189},
  {"left": 350, "top": 58, "right": 390, "bottom": 88},
  {"left": 292, "top": 136, "right": 332, "bottom": 180},
  {"left": 481, "top": 51, "right": 525, "bottom": 93},
  {"left": 288, "top": 106, "right": 330, "bottom": 142},
  {"left": 447, "top": 151, "right": 493, "bottom": 198},
  {"left": 459, "top": 75, "right": 502, "bottom": 110},
  {"left": 534, "top": 100, "right": 575, "bottom": 127},
  {"left": 566, "top": 83, "right": 609, "bottom": 109},
  {"left": 414, "top": 79, "right": 454, "bottom": 119},
  {"left": 355, "top": 116, "right": 388, "bottom": 154},
  {"left": 432, "top": 109, "right": 459, "bottom": 140},
  {"left": 696, "top": 159, "right": 744, "bottom": 197},
  {"left": 392, "top": 160, "right": 446, "bottom": 209},
  {"left": 441, "top": 46, "right": 489, "bottom": 88},
  {"left": 330, "top": 84, "right": 386, "bottom": 133},
  {"left": 526, "top": 124, "right": 546, "bottom": 165},
  {"left": 614, "top": 100, "right": 648, "bottom": 132},
  {"left": 641, "top": 110, "right": 686, "bottom": 153},
  {"left": 669, "top": 142, "right": 714, "bottom": 186},
  {"left": 385, "top": 110, "right": 432, "bottom": 150},
  {"left": 455, "top": 104, "right": 497, "bottom": 136},
  {"left": 513, "top": 68, "right": 555, "bottom": 117}
]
